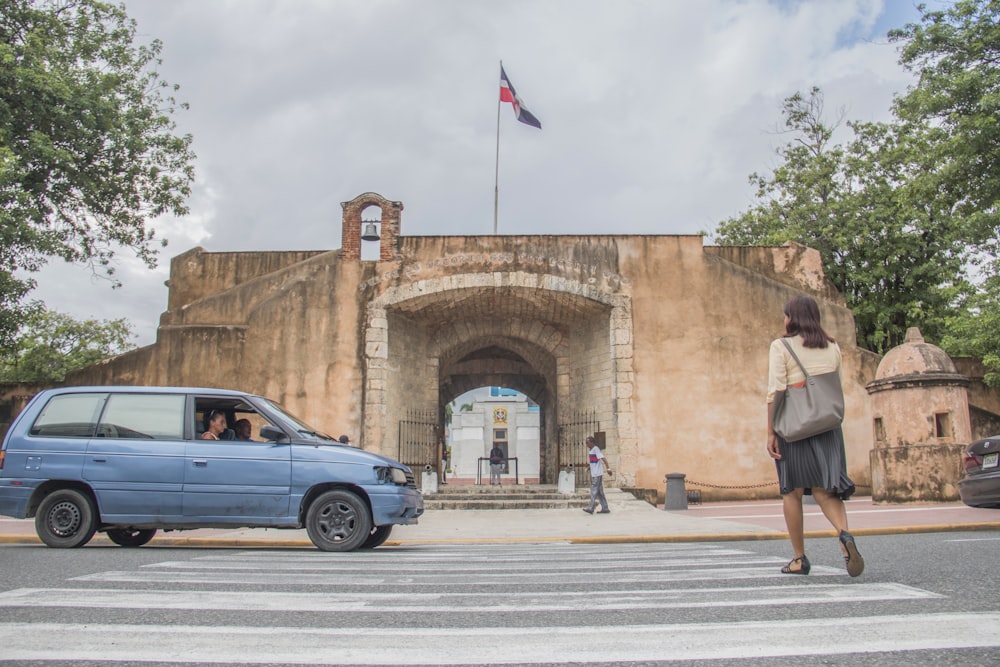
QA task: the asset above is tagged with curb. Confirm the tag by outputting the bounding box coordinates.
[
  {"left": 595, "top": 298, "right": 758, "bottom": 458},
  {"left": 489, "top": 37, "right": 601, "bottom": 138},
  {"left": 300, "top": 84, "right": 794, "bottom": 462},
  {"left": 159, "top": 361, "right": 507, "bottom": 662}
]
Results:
[{"left": 2, "top": 522, "right": 998, "bottom": 548}]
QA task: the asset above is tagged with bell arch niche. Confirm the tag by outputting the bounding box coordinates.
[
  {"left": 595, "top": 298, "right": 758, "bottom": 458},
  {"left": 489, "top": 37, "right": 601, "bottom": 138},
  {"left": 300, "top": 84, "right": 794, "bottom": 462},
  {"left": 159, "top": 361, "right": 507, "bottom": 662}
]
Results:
[
  {"left": 361, "top": 272, "right": 637, "bottom": 486},
  {"left": 340, "top": 192, "right": 402, "bottom": 261}
]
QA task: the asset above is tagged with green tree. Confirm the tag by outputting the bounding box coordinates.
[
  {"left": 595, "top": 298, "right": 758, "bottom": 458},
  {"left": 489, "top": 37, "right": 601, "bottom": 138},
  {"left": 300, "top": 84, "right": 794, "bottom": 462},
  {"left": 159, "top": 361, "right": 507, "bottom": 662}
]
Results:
[
  {"left": 891, "top": 0, "right": 1000, "bottom": 242},
  {"left": 942, "top": 265, "right": 1000, "bottom": 386},
  {"left": 0, "top": 308, "right": 135, "bottom": 383},
  {"left": 713, "top": 88, "right": 970, "bottom": 353},
  {"left": 890, "top": 0, "right": 1000, "bottom": 382},
  {"left": 0, "top": 0, "right": 194, "bottom": 352}
]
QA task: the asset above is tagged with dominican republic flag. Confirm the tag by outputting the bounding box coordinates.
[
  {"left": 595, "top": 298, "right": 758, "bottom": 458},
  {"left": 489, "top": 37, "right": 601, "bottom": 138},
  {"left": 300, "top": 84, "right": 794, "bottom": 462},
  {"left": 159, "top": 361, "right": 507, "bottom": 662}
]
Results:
[{"left": 499, "top": 65, "right": 542, "bottom": 129}]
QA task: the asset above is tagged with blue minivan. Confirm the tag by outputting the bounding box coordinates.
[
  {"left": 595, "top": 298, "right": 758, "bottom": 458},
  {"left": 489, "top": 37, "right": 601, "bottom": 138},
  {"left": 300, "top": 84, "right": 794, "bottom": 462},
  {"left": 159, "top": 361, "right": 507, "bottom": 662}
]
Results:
[{"left": 0, "top": 386, "right": 423, "bottom": 551}]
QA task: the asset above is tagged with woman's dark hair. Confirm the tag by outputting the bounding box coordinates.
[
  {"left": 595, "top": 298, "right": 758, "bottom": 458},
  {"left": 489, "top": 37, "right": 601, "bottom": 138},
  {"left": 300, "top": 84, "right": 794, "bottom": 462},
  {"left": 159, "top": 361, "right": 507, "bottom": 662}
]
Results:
[
  {"left": 203, "top": 409, "right": 223, "bottom": 431},
  {"left": 784, "top": 295, "right": 834, "bottom": 348}
]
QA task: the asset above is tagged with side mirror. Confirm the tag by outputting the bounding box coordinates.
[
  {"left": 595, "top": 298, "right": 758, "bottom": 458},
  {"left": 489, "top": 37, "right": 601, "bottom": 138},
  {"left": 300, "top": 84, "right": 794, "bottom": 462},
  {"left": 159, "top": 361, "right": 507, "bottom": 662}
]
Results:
[{"left": 260, "top": 425, "right": 287, "bottom": 442}]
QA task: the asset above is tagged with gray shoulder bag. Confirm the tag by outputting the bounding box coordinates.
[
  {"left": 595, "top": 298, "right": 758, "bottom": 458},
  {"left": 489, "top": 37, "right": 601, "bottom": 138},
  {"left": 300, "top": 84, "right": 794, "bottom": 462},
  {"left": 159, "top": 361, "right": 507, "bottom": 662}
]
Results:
[{"left": 771, "top": 338, "right": 845, "bottom": 442}]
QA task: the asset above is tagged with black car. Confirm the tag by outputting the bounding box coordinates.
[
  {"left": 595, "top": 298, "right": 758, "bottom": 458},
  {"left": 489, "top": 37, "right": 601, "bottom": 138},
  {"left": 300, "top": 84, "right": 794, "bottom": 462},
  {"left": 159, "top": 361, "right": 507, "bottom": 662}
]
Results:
[{"left": 959, "top": 435, "right": 1000, "bottom": 508}]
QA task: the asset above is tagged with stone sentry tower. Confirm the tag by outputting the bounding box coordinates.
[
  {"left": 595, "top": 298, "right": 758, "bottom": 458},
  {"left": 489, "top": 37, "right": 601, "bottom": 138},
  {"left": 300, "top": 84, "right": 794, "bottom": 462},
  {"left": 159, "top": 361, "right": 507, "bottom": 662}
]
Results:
[{"left": 866, "top": 327, "right": 972, "bottom": 502}]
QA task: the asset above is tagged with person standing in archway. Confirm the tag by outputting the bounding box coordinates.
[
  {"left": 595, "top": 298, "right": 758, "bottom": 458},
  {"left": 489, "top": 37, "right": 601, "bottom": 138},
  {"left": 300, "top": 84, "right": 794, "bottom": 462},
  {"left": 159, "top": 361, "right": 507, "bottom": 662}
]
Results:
[
  {"left": 440, "top": 436, "right": 449, "bottom": 485},
  {"left": 489, "top": 442, "right": 504, "bottom": 486},
  {"left": 582, "top": 436, "right": 611, "bottom": 514},
  {"left": 766, "top": 295, "right": 864, "bottom": 578}
]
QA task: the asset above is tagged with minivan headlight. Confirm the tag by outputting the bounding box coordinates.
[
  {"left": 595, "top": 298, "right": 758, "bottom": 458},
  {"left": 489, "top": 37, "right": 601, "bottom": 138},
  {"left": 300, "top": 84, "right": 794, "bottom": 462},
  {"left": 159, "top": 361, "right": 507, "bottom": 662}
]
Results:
[{"left": 375, "top": 466, "right": 408, "bottom": 485}]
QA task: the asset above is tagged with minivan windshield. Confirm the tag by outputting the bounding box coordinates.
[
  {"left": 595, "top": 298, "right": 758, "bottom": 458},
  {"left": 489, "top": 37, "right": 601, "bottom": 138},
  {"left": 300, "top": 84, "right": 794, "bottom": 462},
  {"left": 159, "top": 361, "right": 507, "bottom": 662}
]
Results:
[{"left": 259, "top": 398, "right": 336, "bottom": 441}]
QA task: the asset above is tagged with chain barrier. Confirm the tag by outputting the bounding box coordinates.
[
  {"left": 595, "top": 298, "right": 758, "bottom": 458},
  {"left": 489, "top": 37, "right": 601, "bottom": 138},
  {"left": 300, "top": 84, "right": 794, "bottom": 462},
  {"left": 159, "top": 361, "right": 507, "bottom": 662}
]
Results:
[
  {"left": 686, "top": 479, "right": 777, "bottom": 490},
  {"left": 686, "top": 479, "right": 871, "bottom": 491}
]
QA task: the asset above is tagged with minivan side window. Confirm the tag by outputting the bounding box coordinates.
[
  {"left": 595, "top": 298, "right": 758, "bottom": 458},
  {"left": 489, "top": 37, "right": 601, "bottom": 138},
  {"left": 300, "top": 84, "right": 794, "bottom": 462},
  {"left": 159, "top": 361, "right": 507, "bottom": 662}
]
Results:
[
  {"left": 29, "top": 393, "right": 107, "bottom": 438},
  {"left": 96, "top": 394, "right": 185, "bottom": 440}
]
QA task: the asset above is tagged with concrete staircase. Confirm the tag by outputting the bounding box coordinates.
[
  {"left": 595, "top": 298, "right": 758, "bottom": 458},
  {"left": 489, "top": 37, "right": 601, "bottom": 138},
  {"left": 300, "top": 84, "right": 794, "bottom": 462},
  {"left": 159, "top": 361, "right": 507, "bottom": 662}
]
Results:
[{"left": 421, "top": 484, "right": 640, "bottom": 510}]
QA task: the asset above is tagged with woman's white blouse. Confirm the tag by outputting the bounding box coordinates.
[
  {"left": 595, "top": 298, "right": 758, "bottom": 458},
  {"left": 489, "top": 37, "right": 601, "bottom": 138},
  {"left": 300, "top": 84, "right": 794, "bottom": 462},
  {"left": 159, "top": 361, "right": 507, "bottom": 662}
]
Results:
[{"left": 767, "top": 336, "right": 842, "bottom": 404}]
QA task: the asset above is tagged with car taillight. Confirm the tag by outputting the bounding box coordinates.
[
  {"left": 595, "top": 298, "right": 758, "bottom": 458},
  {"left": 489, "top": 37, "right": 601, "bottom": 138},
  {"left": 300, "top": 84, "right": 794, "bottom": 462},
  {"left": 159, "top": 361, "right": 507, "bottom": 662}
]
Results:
[
  {"left": 963, "top": 452, "right": 982, "bottom": 471},
  {"left": 0, "top": 449, "right": 4, "bottom": 470}
]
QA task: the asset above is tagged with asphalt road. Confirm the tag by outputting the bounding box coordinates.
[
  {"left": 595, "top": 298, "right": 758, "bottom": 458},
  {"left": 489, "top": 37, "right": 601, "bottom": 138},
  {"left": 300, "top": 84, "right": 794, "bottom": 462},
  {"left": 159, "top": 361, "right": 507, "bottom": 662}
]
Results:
[{"left": 0, "top": 532, "right": 998, "bottom": 666}]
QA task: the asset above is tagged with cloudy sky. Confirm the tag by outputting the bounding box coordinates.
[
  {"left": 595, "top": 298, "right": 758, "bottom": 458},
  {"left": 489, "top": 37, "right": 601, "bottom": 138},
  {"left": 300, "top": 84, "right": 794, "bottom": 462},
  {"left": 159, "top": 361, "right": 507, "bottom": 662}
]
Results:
[{"left": 33, "top": 0, "right": 925, "bottom": 346}]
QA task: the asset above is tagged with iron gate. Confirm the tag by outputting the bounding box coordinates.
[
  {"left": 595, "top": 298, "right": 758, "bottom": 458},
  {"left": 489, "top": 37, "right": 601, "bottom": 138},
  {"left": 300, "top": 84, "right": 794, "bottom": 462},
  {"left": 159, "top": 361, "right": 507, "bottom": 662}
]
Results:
[
  {"left": 397, "top": 409, "right": 439, "bottom": 488},
  {"left": 557, "top": 410, "right": 600, "bottom": 488}
]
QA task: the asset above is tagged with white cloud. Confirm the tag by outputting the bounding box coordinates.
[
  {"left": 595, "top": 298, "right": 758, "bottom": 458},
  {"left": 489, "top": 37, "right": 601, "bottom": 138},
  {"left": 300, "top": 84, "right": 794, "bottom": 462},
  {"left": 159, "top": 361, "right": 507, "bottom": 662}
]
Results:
[{"left": 31, "top": 0, "right": 920, "bottom": 345}]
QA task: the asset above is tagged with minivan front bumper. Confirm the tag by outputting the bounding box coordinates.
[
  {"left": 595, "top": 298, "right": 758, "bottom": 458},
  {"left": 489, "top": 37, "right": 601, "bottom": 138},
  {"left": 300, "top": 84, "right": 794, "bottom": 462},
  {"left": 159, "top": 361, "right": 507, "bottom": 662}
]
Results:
[{"left": 368, "top": 486, "right": 424, "bottom": 526}]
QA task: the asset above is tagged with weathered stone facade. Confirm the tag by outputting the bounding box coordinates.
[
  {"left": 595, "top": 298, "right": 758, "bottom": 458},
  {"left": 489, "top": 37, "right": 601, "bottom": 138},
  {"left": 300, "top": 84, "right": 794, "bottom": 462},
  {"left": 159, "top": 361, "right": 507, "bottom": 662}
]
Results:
[{"left": 10, "top": 192, "right": 996, "bottom": 501}]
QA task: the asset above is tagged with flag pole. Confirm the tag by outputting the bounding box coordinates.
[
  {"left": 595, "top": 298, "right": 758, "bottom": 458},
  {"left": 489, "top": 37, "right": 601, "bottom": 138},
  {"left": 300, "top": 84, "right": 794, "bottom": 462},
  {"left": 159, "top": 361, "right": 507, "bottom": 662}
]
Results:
[{"left": 493, "top": 61, "right": 502, "bottom": 235}]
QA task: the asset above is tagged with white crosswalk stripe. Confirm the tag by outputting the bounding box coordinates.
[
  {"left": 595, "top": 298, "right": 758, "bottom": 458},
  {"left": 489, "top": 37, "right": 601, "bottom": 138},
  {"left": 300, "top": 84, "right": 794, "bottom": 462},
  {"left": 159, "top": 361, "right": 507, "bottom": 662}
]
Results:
[
  {"left": 3, "top": 614, "right": 1000, "bottom": 665},
  {"left": 0, "top": 541, "right": 997, "bottom": 665},
  {"left": 0, "top": 581, "right": 940, "bottom": 612}
]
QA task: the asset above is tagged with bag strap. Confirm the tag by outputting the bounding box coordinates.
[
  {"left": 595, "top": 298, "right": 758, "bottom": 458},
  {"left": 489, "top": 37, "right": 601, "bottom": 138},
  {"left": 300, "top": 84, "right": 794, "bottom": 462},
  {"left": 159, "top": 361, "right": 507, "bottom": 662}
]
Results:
[{"left": 780, "top": 338, "right": 811, "bottom": 379}]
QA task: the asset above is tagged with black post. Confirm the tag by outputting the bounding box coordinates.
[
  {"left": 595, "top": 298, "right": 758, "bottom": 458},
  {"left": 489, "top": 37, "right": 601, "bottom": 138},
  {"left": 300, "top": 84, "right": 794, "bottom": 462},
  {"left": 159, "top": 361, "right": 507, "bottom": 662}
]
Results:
[{"left": 664, "top": 472, "right": 688, "bottom": 510}]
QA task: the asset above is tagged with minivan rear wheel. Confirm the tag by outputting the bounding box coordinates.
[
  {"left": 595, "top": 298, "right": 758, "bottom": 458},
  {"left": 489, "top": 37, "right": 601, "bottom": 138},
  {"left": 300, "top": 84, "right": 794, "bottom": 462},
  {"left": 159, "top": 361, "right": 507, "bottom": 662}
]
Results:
[
  {"left": 305, "top": 490, "right": 372, "bottom": 552},
  {"left": 106, "top": 528, "right": 157, "bottom": 547},
  {"left": 35, "top": 489, "right": 98, "bottom": 548}
]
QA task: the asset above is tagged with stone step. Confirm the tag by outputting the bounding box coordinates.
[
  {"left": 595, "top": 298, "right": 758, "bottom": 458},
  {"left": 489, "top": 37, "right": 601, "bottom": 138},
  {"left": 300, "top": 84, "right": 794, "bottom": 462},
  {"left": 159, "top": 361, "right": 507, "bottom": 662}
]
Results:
[
  {"left": 431, "top": 484, "right": 597, "bottom": 495},
  {"left": 428, "top": 493, "right": 582, "bottom": 502},
  {"left": 422, "top": 487, "right": 636, "bottom": 511},
  {"left": 424, "top": 498, "right": 592, "bottom": 510}
]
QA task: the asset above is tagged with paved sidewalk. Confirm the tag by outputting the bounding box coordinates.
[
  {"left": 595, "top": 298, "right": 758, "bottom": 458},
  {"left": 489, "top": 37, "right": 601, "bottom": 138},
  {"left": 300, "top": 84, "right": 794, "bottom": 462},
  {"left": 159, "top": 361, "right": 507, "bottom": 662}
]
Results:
[
  {"left": 682, "top": 496, "right": 1000, "bottom": 536},
  {"left": 1, "top": 495, "right": 997, "bottom": 548}
]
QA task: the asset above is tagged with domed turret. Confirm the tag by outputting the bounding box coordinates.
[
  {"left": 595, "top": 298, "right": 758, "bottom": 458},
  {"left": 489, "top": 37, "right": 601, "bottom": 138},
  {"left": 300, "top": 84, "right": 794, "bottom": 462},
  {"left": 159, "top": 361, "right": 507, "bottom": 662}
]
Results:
[
  {"left": 867, "top": 327, "right": 970, "bottom": 502},
  {"left": 872, "top": 327, "right": 961, "bottom": 385}
]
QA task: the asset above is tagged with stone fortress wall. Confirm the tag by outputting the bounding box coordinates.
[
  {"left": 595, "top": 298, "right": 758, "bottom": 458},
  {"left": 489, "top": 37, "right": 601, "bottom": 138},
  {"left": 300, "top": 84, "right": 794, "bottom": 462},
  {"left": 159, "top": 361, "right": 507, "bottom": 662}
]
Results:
[{"left": 4, "top": 191, "right": 997, "bottom": 502}]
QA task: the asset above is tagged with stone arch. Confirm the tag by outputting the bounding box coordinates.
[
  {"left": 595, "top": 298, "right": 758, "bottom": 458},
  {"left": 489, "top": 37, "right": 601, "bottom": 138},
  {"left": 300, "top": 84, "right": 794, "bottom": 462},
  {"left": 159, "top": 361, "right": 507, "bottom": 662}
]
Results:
[
  {"left": 361, "top": 271, "right": 637, "bottom": 486},
  {"left": 340, "top": 192, "right": 402, "bottom": 261},
  {"left": 438, "top": 335, "right": 558, "bottom": 482},
  {"left": 438, "top": 336, "right": 558, "bottom": 407}
]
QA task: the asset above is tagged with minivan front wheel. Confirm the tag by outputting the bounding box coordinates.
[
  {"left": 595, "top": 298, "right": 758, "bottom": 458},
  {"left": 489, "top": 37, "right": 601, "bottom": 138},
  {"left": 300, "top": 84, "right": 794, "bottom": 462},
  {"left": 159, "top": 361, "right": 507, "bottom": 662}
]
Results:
[
  {"left": 106, "top": 528, "right": 157, "bottom": 547},
  {"left": 360, "top": 524, "right": 393, "bottom": 549},
  {"left": 35, "top": 489, "right": 98, "bottom": 548},
  {"left": 305, "top": 490, "right": 372, "bottom": 552}
]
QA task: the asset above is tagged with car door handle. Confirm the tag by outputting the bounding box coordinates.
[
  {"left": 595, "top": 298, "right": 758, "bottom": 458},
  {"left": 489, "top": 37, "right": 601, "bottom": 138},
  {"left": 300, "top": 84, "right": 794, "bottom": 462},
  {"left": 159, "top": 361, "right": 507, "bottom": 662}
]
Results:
[
  {"left": 91, "top": 458, "right": 107, "bottom": 463},
  {"left": 193, "top": 459, "right": 208, "bottom": 467}
]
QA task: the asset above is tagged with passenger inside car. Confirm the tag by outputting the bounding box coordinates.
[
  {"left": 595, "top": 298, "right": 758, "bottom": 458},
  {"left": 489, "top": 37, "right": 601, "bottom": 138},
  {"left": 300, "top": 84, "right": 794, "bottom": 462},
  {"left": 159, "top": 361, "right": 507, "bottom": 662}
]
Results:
[{"left": 201, "top": 409, "right": 227, "bottom": 440}]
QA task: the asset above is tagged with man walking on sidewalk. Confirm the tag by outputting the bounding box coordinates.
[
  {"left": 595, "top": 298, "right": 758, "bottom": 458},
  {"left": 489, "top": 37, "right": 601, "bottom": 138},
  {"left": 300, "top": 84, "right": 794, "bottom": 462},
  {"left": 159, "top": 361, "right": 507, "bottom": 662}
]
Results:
[{"left": 583, "top": 435, "right": 611, "bottom": 514}]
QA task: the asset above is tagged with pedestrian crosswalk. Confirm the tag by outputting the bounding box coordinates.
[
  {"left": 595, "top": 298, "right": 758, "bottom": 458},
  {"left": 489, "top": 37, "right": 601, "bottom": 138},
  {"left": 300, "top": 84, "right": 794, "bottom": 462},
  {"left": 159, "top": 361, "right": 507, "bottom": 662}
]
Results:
[{"left": 0, "top": 542, "right": 997, "bottom": 664}]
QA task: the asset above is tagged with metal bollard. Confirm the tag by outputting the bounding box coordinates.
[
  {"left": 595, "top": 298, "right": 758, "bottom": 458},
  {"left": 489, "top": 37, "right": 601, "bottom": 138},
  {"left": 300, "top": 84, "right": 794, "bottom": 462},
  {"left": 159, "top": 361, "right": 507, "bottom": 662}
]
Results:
[
  {"left": 664, "top": 472, "right": 688, "bottom": 510},
  {"left": 557, "top": 464, "right": 576, "bottom": 495},
  {"left": 421, "top": 464, "right": 438, "bottom": 495}
]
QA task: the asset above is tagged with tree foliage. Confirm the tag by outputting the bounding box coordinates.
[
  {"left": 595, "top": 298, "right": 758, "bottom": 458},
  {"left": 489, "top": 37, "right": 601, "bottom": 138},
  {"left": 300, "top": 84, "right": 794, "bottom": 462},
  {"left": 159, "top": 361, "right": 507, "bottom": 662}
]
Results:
[
  {"left": 891, "top": 0, "right": 1000, "bottom": 243},
  {"left": 0, "top": 0, "right": 194, "bottom": 352},
  {"left": 890, "top": 0, "right": 1000, "bottom": 383},
  {"left": 0, "top": 308, "right": 135, "bottom": 383},
  {"left": 713, "top": 88, "right": 970, "bottom": 353},
  {"left": 715, "top": 1, "right": 1000, "bottom": 372},
  {"left": 942, "top": 262, "right": 1000, "bottom": 386}
]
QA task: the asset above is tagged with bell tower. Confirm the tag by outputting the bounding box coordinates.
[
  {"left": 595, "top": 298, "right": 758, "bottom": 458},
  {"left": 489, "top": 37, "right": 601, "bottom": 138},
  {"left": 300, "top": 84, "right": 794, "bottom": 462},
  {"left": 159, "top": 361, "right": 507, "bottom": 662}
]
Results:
[{"left": 340, "top": 192, "right": 403, "bottom": 260}]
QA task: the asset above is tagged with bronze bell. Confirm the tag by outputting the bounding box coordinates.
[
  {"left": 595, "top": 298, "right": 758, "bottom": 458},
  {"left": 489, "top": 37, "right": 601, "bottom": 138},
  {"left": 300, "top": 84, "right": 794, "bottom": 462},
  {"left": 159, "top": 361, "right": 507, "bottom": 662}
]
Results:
[{"left": 361, "top": 222, "right": 380, "bottom": 242}]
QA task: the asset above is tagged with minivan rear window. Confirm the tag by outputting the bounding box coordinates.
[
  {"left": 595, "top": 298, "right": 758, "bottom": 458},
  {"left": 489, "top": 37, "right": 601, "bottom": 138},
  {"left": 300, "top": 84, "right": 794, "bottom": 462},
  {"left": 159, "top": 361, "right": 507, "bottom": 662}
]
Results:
[
  {"left": 96, "top": 394, "right": 185, "bottom": 440},
  {"left": 29, "top": 393, "right": 107, "bottom": 438}
]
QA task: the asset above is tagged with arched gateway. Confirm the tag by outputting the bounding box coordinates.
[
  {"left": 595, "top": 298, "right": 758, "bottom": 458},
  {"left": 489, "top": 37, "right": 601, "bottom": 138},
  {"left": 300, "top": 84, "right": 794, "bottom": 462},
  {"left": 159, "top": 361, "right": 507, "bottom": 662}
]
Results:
[
  {"left": 365, "top": 271, "right": 635, "bottom": 485},
  {"left": 60, "top": 191, "right": 892, "bottom": 499}
]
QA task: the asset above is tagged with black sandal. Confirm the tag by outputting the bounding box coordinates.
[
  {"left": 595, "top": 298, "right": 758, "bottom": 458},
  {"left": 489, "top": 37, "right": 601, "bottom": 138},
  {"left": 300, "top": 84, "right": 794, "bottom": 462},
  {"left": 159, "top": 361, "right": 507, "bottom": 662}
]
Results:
[
  {"left": 780, "top": 554, "right": 810, "bottom": 575},
  {"left": 839, "top": 530, "right": 864, "bottom": 577}
]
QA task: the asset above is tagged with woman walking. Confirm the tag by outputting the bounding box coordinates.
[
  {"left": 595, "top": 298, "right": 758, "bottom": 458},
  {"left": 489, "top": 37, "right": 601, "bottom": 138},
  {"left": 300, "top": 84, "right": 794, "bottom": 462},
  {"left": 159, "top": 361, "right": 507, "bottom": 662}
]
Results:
[{"left": 766, "top": 295, "right": 864, "bottom": 577}]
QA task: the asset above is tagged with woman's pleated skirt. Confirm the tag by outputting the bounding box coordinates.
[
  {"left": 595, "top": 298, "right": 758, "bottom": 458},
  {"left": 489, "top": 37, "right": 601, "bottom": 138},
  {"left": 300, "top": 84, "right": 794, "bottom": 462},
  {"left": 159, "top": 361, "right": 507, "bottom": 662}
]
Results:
[{"left": 775, "top": 427, "right": 855, "bottom": 500}]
